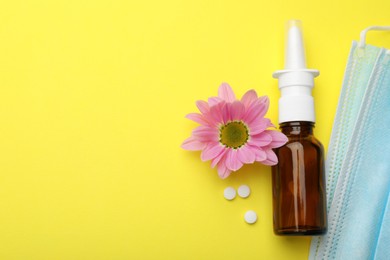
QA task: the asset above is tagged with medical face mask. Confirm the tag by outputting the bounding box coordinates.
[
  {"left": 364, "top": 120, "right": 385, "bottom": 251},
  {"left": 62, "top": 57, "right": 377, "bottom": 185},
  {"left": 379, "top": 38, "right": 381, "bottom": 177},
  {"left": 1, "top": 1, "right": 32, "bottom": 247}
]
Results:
[{"left": 310, "top": 26, "right": 390, "bottom": 259}]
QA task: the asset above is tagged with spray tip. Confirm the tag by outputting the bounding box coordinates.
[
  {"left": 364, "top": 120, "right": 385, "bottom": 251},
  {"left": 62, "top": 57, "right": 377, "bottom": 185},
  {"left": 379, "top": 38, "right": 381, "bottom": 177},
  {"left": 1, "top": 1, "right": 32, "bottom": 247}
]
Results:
[{"left": 285, "top": 20, "right": 306, "bottom": 69}]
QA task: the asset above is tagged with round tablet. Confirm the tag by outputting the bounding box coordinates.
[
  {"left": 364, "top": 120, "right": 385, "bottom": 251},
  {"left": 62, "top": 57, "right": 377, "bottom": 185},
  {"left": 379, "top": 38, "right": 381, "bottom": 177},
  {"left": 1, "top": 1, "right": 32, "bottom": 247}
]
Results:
[
  {"left": 224, "top": 187, "right": 236, "bottom": 201},
  {"left": 237, "top": 185, "right": 250, "bottom": 198},
  {"left": 244, "top": 210, "right": 257, "bottom": 224}
]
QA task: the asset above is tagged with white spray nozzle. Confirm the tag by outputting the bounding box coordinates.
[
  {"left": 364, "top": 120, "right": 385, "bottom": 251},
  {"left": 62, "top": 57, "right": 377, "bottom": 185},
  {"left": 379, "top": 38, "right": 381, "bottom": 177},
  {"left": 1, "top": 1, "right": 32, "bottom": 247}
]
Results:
[
  {"left": 273, "top": 20, "right": 319, "bottom": 123},
  {"left": 285, "top": 20, "right": 306, "bottom": 69},
  {"left": 273, "top": 19, "right": 319, "bottom": 84}
]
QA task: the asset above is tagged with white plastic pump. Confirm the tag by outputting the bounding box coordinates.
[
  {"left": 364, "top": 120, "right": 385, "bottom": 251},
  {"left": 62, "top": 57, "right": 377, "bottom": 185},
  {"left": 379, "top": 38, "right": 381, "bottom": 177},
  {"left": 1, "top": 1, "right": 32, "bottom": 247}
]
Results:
[{"left": 273, "top": 20, "right": 319, "bottom": 123}]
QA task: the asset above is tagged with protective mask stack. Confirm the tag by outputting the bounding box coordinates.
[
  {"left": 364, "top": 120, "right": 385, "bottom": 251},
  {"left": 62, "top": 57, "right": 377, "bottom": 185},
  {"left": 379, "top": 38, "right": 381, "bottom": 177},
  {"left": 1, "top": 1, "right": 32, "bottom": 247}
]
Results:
[{"left": 310, "top": 26, "right": 390, "bottom": 259}]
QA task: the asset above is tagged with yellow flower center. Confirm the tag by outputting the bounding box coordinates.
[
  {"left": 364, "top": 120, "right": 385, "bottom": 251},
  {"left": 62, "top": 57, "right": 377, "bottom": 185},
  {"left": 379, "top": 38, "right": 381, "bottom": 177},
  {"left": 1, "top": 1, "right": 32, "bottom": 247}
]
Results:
[{"left": 219, "top": 121, "right": 249, "bottom": 149}]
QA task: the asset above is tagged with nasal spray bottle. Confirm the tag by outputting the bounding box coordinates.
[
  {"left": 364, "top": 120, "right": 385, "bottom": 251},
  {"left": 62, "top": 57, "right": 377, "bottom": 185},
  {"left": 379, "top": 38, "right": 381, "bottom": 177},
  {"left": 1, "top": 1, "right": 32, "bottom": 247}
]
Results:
[{"left": 272, "top": 20, "right": 327, "bottom": 235}]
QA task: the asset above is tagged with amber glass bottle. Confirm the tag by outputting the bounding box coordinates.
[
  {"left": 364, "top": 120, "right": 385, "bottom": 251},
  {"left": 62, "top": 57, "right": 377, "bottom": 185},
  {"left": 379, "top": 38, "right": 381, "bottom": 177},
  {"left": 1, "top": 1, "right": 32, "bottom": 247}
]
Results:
[{"left": 271, "top": 121, "right": 327, "bottom": 235}]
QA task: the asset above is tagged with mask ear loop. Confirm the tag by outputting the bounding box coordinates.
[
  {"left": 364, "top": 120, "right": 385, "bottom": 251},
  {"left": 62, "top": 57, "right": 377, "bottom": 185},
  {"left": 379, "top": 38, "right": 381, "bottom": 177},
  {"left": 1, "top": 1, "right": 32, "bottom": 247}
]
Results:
[
  {"left": 358, "top": 26, "right": 390, "bottom": 49},
  {"left": 357, "top": 26, "right": 390, "bottom": 57}
]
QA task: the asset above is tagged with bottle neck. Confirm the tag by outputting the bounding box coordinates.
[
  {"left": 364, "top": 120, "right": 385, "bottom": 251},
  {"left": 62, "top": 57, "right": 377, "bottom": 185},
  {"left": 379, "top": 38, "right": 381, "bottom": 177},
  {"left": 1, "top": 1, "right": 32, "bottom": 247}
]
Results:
[{"left": 279, "top": 121, "right": 314, "bottom": 136}]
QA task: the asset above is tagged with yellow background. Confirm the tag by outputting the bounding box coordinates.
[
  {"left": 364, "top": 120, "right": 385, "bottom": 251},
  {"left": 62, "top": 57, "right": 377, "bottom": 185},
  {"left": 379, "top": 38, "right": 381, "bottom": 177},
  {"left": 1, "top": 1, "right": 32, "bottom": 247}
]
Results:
[{"left": 0, "top": 0, "right": 389, "bottom": 259}]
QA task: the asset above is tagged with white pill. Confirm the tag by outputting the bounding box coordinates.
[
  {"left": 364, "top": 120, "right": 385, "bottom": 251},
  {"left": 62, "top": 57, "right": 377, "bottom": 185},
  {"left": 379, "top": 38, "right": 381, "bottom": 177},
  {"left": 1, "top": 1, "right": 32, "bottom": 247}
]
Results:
[
  {"left": 238, "top": 185, "right": 250, "bottom": 198},
  {"left": 224, "top": 187, "right": 236, "bottom": 200},
  {"left": 244, "top": 210, "right": 257, "bottom": 224}
]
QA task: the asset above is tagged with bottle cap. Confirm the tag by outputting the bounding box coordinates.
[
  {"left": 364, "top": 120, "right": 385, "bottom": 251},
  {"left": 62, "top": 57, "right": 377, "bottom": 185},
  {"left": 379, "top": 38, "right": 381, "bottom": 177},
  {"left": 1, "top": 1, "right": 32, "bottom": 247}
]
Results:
[{"left": 272, "top": 20, "right": 319, "bottom": 123}]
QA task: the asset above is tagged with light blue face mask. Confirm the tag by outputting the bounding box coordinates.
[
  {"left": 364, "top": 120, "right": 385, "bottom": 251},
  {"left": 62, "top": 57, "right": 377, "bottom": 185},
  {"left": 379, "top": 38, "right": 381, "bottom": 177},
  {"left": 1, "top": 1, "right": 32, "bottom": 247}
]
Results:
[{"left": 310, "top": 26, "right": 390, "bottom": 259}]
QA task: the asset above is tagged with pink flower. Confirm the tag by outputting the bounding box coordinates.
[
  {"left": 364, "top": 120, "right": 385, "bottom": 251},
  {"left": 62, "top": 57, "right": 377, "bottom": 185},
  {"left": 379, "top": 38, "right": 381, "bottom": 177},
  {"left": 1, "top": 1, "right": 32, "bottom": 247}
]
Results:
[{"left": 181, "top": 83, "right": 288, "bottom": 179}]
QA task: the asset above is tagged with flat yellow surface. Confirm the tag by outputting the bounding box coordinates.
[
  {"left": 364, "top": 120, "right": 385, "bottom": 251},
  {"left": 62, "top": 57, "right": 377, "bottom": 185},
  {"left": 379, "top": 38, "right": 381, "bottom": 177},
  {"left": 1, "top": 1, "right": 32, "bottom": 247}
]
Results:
[{"left": 0, "top": 0, "right": 389, "bottom": 259}]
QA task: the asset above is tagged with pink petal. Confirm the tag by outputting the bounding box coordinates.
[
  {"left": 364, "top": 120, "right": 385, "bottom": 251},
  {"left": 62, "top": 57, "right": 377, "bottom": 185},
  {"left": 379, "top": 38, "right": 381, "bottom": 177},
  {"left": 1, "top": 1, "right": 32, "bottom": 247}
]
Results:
[
  {"left": 201, "top": 112, "right": 218, "bottom": 127},
  {"left": 201, "top": 143, "right": 225, "bottom": 161},
  {"left": 225, "top": 149, "right": 244, "bottom": 171},
  {"left": 261, "top": 149, "right": 278, "bottom": 166},
  {"left": 218, "top": 83, "right": 236, "bottom": 103},
  {"left": 241, "top": 90, "right": 258, "bottom": 108},
  {"left": 267, "top": 130, "right": 288, "bottom": 148},
  {"left": 237, "top": 145, "right": 256, "bottom": 164},
  {"left": 217, "top": 158, "right": 232, "bottom": 179},
  {"left": 211, "top": 148, "right": 228, "bottom": 168},
  {"left": 248, "top": 118, "right": 272, "bottom": 135},
  {"left": 259, "top": 96, "right": 270, "bottom": 109},
  {"left": 196, "top": 100, "right": 209, "bottom": 114},
  {"left": 221, "top": 102, "right": 232, "bottom": 123},
  {"left": 185, "top": 113, "right": 210, "bottom": 126},
  {"left": 192, "top": 126, "right": 219, "bottom": 142},
  {"left": 181, "top": 136, "right": 206, "bottom": 151},
  {"left": 208, "top": 97, "right": 223, "bottom": 107},
  {"left": 243, "top": 101, "right": 267, "bottom": 125},
  {"left": 253, "top": 147, "right": 267, "bottom": 161},
  {"left": 249, "top": 132, "right": 272, "bottom": 147},
  {"left": 230, "top": 101, "right": 245, "bottom": 120},
  {"left": 209, "top": 101, "right": 226, "bottom": 124}
]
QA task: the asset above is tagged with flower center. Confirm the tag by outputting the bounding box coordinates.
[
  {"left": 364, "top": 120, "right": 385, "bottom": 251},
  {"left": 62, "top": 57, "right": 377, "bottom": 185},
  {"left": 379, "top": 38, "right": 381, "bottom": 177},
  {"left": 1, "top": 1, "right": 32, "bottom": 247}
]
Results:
[{"left": 219, "top": 121, "right": 249, "bottom": 149}]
